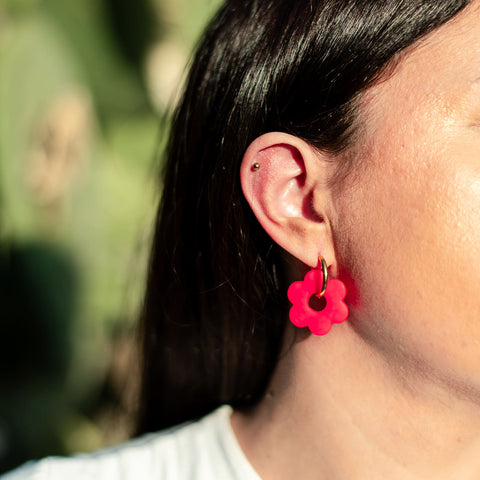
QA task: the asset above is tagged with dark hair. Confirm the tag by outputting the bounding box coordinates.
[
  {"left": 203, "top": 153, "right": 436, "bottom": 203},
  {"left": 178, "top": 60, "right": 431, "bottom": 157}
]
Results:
[{"left": 136, "top": 0, "right": 471, "bottom": 434}]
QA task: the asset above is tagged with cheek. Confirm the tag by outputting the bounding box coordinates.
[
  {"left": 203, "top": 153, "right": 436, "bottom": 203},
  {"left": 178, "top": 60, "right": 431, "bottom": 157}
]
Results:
[{"left": 335, "top": 141, "right": 480, "bottom": 384}]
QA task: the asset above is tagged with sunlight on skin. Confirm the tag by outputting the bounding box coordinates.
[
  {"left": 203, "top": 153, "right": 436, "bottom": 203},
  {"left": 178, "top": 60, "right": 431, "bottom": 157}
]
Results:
[{"left": 234, "top": 2, "right": 480, "bottom": 479}]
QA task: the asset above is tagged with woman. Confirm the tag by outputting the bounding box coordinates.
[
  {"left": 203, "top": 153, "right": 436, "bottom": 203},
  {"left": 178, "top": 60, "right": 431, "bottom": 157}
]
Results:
[{"left": 4, "top": 0, "right": 480, "bottom": 478}]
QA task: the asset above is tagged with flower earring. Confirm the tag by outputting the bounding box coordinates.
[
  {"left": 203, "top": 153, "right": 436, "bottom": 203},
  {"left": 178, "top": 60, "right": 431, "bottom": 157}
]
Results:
[{"left": 287, "top": 256, "right": 348, "bottom": 336}]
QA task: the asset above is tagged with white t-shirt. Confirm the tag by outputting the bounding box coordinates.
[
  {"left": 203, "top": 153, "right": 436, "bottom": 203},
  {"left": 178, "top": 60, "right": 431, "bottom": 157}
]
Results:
[{"left": 1, "top": 406, "right": 261, "bottom": 480}]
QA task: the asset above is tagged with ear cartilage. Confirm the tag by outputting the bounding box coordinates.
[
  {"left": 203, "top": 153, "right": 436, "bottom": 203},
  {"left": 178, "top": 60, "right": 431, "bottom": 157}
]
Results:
[{"left": 252, "top": 162, "right": 260, "bottom": 171}]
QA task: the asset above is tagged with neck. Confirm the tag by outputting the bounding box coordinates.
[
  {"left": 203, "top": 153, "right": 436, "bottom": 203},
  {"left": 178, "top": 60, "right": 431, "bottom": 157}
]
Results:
[{"left": 231, "top": 323, "right": 480, "bottom": 480}]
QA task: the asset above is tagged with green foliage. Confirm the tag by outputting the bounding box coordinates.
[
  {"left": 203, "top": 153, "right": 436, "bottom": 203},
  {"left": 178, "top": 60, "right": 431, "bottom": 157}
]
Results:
[{"left": 0, "top": 0, "right": 222, "bottom": 473}]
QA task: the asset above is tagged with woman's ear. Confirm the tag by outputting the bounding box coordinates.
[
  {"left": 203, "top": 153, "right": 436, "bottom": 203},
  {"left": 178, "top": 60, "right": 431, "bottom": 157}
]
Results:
[{"left": 240, "top": 132, "right": 337, "bottom": 269}]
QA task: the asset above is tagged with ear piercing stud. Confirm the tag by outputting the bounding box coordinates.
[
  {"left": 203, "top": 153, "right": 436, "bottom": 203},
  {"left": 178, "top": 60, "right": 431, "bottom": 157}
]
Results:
[{"left": 252, "top": 162, "right": 260, "bottom": 171}]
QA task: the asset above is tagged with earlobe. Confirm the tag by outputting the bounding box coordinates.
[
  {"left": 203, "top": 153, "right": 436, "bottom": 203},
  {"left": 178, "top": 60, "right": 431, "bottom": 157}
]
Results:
[{"left": 240, "top": 132, "right": 336, "bottom": 268}]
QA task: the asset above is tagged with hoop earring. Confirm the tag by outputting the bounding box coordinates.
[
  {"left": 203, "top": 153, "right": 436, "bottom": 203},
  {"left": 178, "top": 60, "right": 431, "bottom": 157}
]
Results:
[{"left": 287, "top": 257, "right": 348, "bottom": 336}]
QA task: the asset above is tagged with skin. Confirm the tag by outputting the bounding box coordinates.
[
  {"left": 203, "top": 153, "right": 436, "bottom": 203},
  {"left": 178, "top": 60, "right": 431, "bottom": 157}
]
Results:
[{"left": 236, "top": 2, "right": 480, "bottom": 479}]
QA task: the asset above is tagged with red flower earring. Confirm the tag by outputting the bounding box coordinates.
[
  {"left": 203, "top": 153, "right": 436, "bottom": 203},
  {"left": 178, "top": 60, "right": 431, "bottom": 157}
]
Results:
[{"left": 287, "top": 257, "right": 348, "bottom": 336}]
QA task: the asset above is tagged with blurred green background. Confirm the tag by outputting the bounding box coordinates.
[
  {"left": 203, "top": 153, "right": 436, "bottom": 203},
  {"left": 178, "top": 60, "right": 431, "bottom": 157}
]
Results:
[{"left": 0, "top": 0, "right": 221, "bottom": 473}]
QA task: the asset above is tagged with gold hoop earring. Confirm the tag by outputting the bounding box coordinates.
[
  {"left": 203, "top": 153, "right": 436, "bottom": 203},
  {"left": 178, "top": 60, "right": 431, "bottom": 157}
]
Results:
[{"left": 317, "top": 256, "right": 328, "bottom": 297}]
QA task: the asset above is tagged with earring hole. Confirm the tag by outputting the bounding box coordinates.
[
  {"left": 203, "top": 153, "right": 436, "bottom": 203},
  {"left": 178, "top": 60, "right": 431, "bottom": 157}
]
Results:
[{"left": 308, "top": 295, "right": 327, "bottom": 311}]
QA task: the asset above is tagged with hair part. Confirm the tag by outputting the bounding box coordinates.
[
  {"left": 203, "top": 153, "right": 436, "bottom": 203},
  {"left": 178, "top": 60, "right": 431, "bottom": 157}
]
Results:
[{"left": 136, "top": 0, "right": 471, "bottom": 434}]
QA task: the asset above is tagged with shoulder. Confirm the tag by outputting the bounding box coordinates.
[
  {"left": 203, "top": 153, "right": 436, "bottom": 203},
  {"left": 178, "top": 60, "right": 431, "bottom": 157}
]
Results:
[{"left": 1, "top": 406, "right": 259, "bottom": 480}]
